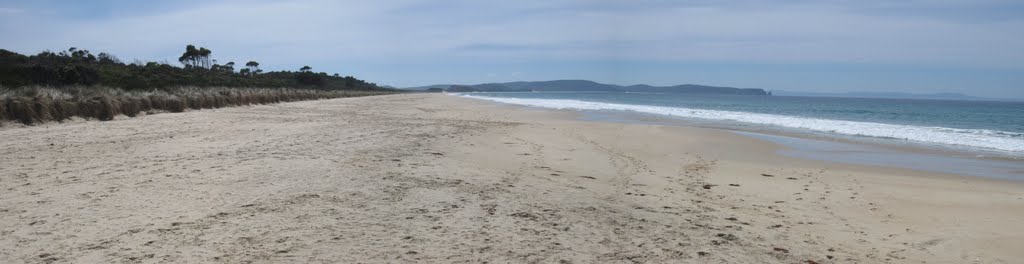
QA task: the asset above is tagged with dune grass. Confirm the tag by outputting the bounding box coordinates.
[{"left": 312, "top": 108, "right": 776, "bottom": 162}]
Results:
[{"left": 0, "top": 86, "right": 394, "bottom": 126}]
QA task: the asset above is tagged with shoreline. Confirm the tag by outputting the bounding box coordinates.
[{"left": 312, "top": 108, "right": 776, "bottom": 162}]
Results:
[
  {"left": 460, "top": 95, "right": 1024, "bottom": 262},
  {"left": 459, "top": 94, "right": 1024, "bottom": 181},
  {"left": 457, "top": 92, "right": 1024, "bottom": 159},
  {"left": 2, "top": 94, "right": 1022, "bottom": 263},
  {"left": 500, "top": 98, "right": 1024, "bottom": 185}
]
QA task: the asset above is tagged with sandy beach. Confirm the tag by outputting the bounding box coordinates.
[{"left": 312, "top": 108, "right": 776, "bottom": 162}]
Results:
[{"left": 2, "top": 93, "right": 1022, "bottom": 263}]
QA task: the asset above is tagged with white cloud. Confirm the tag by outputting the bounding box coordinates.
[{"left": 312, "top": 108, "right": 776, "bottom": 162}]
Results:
[{"left": 0, "top": 7, "right": 25, "bottom": 15}]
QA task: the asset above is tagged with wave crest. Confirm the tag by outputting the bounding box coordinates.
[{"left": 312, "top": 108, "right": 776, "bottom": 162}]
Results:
[{"left": 462, "top": 95, "right": 1024, "bottom": 153}]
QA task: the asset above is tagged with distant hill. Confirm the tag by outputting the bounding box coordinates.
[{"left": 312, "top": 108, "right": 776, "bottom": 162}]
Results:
[
  {"left": 405, "top": 84, "right": 452, "bottom": 90},
  {"left": 405, "top": 80, "right": 768, "bottom": 95},
  {"left": 771, "top": 90, "right": 1011, "bottom": 101}
]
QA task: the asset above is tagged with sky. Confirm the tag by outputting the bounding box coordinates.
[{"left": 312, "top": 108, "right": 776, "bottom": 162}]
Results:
[{"left": 1, "top": 0, "right": 1023, "bottom": 98}]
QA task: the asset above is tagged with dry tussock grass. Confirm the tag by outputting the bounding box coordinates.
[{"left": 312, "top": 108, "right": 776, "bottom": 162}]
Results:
[{"left": 1, "top": 86, "right": 393, "bottom": 125}]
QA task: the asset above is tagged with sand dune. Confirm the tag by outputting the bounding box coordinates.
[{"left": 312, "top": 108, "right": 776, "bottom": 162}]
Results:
[{"left": 1, "top": 94, "right": 1022, "bottom": 263}]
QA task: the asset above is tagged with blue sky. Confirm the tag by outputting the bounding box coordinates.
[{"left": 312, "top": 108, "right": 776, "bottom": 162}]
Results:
[{"left": 1, "top": 0, "right": 1023, "bottom": 98}]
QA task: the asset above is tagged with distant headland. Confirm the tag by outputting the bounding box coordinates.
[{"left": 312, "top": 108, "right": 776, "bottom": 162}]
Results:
[{"left": 406, "top": 80, "right": 770, "bottom": 95}]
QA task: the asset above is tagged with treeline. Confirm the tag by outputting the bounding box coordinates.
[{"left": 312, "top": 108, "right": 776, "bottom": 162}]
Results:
[
  {"left": 0, "top": 45, "right": 389, "bottom": 91},
  {"left": 0, "top": 45, "right": 400, "bottom": 126}
]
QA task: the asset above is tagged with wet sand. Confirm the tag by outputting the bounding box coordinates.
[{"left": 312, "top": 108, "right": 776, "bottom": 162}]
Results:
[{"left": 2, "top": 93, "right": 1022, "bottom": 263}]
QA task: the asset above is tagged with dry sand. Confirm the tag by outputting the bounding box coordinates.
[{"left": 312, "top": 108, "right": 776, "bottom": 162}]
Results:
[{"left": 2, "top": 93, "right": 1022, "bottom": 263}]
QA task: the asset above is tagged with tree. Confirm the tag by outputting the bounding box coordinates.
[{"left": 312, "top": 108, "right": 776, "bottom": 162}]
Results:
[
  {"left": 198, "top": 47, "right": 212, "bottom": 69},
  {"left": 245, "top": 61, "right": 260, "bottom": 74},
  {"left": 295, "top": 70, "right": 324, "bottom": 86},
  {"left": 177, "top": 45, "right": 214, "bottom": 69},
  {"left": 1, "top": 47, "right": 389, "bottom": 91},
  {"left": 97, "top": 52, "right": 121, "bottom": 64},
  {"left": 178, "top": 45, "right": 200, "bottom": 68},
  {"left": 300, "top": 65, "right": 312, "bottom": 72}
]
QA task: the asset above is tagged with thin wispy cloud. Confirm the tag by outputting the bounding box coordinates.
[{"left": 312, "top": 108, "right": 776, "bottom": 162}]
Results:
[{"left": 0, "top": 7, "right": 25, "bottom": 14}]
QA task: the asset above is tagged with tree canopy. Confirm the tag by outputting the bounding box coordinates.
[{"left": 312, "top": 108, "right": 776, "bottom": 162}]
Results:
[{"left": 1, "top": 45, "right": 391, "bottom": 91}]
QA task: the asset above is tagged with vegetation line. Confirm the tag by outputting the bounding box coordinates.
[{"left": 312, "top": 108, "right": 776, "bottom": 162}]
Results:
[
  {"left": 1, "top": 45, "right": 389, "bottom": 90},
  {"left": 0, "top": 86, "right": 391, "bottom": 126},
  {"left": 1, "top": 45, "right": 402, "bottom": 126}
]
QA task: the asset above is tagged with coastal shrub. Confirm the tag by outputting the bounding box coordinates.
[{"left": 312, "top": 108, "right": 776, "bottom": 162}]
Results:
[
  {"left": 148, "top": 95, "right": 165, "bottom": 111},
  {"left": 120, "top": 97, "right": 141, "bottom": 117},
  {"left": 168, "top": 96, "right": 187, "bottom": 113},
  {"left": 138, "top": 96, "right": 153, "bottom": 112},
  {"left": 33, "top": 96, "right": 53, "bottom": 121},
  {"left": 0, "top": 86, "right": 392, "bottom": 125},
  {"left": 52, "top": 99, "right": 77, "bottom": 121},
  {"left": 97, "top": 96, "right": 119, "bottom": 121},
  {"left": 7, "top": 97, "right": 37, "bottom": 125},
  {"left": 0, "top": 98, "right": 7, "bottom": 122}
]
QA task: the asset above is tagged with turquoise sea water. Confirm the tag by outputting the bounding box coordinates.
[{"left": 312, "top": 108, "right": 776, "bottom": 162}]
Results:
[{"left": 460, "top": 92, "right": 1024, "bottom": 157}]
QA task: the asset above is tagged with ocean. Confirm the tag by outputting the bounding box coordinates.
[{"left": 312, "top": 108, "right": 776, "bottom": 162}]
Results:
[{"left": 459, "top": 92, "right": 1024, "bottom": 158}]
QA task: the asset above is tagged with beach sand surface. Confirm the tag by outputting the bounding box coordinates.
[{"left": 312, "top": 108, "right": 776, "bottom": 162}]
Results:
[{"left": 2, "top": 94, "right": 1022, "bottom": 263}]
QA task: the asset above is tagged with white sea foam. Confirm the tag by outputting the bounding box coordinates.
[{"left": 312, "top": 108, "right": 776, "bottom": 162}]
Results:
[{"left": 461, "top": 95, "right": 1024, "bottom": 153}]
